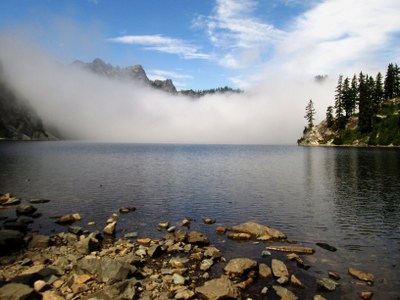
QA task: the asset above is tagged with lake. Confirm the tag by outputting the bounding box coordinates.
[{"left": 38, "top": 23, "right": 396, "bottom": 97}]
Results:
[{"left": 0, "top": 142, "right": 399, "bottom": 299}]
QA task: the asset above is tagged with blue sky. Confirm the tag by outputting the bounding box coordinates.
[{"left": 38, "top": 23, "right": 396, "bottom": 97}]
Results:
[{"left": 0, "top": 0, "right": 399, "bottom": 91}]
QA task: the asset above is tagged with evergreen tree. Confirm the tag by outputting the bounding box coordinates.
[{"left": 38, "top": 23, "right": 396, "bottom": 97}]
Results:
[
  {"left": 358, "top": 73, "right": 373, "bottom": 133},
  {"left": 304, "top": 99, "right": 316, "bottom": 129},
  {"left": 373, "top": 72, "right": 384, "bottom": 114},
  {"left": 326, "top": 106, "right": 334, "bottom": 127},
  {"left": 342, "top": 77, "right": 353, "bottom": 118},
  {"left": 350, "top": 74, "right": 359, "bottom": 114},
  {"left": 384, "top": 63, "right": 396, "bottom": 99},
  {"left": 334, "top": 75, "right": 344, "bottom": 119}
]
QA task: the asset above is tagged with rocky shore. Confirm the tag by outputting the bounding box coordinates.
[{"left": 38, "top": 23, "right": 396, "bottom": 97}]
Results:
[{"left": 1, "top": 193, "right": 377, "bottom": 299}]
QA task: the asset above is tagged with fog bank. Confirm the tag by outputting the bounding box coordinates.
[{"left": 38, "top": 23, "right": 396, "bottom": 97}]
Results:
[{"left": 0, "top": 35, "right": 334, "bottom": 144}]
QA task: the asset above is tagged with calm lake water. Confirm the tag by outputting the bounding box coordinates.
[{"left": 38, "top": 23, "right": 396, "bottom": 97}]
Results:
[{"left": 1, "top": 142, "right": 399, "bottom": 299}]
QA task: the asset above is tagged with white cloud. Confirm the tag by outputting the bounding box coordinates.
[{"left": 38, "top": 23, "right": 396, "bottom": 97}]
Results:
[
  {"left": 148, "top": 69, "right": 192, "bottom": 80},
  {"left": 108, "top": 34, "right": 210, "bottom": 60},
  {"left": 194, "top": 0, "right": 283, "bottom": 68},
  {"left": 272, "top": 0, "right": 400, "bottom": 76}
]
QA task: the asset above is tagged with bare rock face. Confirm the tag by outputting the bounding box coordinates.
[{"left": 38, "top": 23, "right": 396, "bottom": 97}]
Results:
[
  {"left": 230, "top": 221, "right": 286, "bottom": 240},
  {"left": 224, "top": 258, "right": 257, "bottom": 276},
  {"left": 196, "top": 275, "right": 240, "bottom": 300}
]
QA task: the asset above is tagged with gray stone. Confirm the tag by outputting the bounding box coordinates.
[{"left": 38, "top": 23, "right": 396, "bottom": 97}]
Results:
[
  {"left": 0, "top": 283, "right": 41, "bottom": 300},
  {"left": 224, "top": 258, "right": 257, "bottom": 276},
  {"left": 100, "top": 257, "right": 133, "bottom": 284},
  {"left": 103, "top": 221, "right": 116, "bottom": 235},
  {"left": 68, "top": 225, "right": 84, "bottom": 235},
  {"left": 200, "top": 259, "right": 214, "bottom": 271},
  {"left": 124, "top": 232, "right": 138, "bottom": 239},
  {"left": 106, "top": 279, "right": 137, "bottom": 299},
  {"left": 196, "top": 275, "right": 240, "bottom": 299},
  {"left": 147, "top": 245, "right": 163, "bottom": 258}
]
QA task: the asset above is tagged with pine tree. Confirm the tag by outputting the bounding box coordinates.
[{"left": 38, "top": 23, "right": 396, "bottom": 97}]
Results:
[
  {"left": 304, "top": 99, "right": 316, "bottom": 129},
  {"left": 350, "top": 74, "right": 359, "bottom": 114},
  {"left": 358, "top": 73, "right": 373, "bottom": 133},
  {"left": 326, "top": 106, "right": 334, "bottom": 127},
  {"left": 384, "top": 63, "right": 396, "bottom": 99},
  {"left": 373, "top": 72, "right": 384, "bottom": 114},
  {"left": 342, "top": 77, "right": 353, "bottom": 118}
]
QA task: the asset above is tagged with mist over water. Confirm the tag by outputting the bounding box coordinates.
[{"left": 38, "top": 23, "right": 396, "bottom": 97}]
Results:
[{"left": 0, "top": 34, "right": 335, "bottom": 144}]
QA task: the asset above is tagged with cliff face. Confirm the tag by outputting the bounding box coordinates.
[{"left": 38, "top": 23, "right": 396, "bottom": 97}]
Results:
[
  {"left": 0, "top": 70, "right": 51, "bottom": 140},
  {"left": 73, "top": 58, "right": 177, "bottom": 94},
  {"left": 298, "top": 97, "right": 400, "bottom": 146}
]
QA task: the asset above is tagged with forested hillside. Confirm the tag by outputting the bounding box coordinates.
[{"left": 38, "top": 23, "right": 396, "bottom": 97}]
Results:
[{"left": 298, "top": 63, "right": 400, "bottom": 146}]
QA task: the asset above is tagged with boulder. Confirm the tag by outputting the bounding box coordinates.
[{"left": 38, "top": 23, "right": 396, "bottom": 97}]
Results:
[
  {"left": 196, "top": 276, "right": 240, "bottom": 299},
  {"left": 230, "top": 221, "right": 286, "bottom": 240},
  {"left": 271, "top": 259, "right": 289, "bottom": 278},
  {"left": 75, "top": 236, "right": 101, "bottom": 254},
  {"left": 0, "top": 283, "right": 41, "bottom": 300},
  {"left": 68, "top": 225, "right": 84, "bottom": 235},
  {"left": 16, "top": 204, "right": 37, "bottom": 215},
  {"left": 224, "top": 258, "right": 257, "bottom": 276},
  {"left": 187, "top": 231, "right": 209, "bottom": 245},
  {"left": 106, "top": 279, "right": 137, "bottom": 299}
]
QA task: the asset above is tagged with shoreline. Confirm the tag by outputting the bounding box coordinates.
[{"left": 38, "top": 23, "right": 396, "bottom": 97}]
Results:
[{"left": 0, "top": 193, "right": 379, "bottom": 300}]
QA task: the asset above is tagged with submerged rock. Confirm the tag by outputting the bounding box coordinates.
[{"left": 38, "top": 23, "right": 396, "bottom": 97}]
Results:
[
  {"left": 271, "top": 259, "right": 289, "bottom": 278},
  {"left": 202, "top": 217, "right": 216, "bottom": 224},
  {"left": 230, "top": 221, "right": 286, "bottom": 240},
  {"left": 16, "top": 204, "right": 37, "bottom": 215},
  {"left": 266, "top": 245, "right": 315, "bottom": 254},
  {"left": 317, "top": 277, "right": 339, "bottom": 291},
  {"left": 316, "top": 242, "right": 337, "bottom": 252},
  {"left": 348, "top": 267, "right": 374, "bottom": 282},
  {"left": 272, "top": 285, "right": 298, "bottom": 300}
]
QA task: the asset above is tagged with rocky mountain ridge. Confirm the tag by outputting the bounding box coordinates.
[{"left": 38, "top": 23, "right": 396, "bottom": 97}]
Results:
[{"left": 73, "top": 58, "right": 177, "bottom": 94}]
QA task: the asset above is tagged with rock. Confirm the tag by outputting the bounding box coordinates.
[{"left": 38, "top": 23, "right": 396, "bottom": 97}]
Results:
[
  {"left": 204, "top": 246, "right": 222, "bottom": 259},
  {"left": 158, "top": 221, "right": 169, "bottom": 229},
  {"left": 147, "top": 245, "right": 163, "bottom": 258},
  {"left": 348, "top": 267, "right": 374, "bottom": 282},
  {"left": 358, "top": 291, "right": 374, "bottom": 299},
  {"left": 55, "top": 214, "right": 75, "bottom": 224},
  {"left": 202, "top": 217, "right": 216, "bottom": 224},
  {"left": 187, "top": 231, "right": 209, "bottom": 245},
  {"left": 271, "top": 259, "right": 289, "bottom": 278},
  {"left": 29, "top": 198, "right": 51, "bottom": 204},
  {"left": 103, "top": 221, "right": 117, "bottom": 235},
  {"left": 175, "top": 288, "right": 194, "bottom": 299},
  {"left": 0, "top": 229, "right": 25, "bottom": 254},
  {"left": 106, "top": 279, "right": 137, "bottom": 299},
  {"left": 2, "top": 197, "right": 21, "bottom": 205},
  {"left": 3, "top": 221, "right": 28, "bottom": 232},
  {"left": 286, "top": 253, "right": 310, "bottom": 270},
  {"left": 261, "top": 250, "right": 271, "bottom": 257},
  {"left": 42, "top": 290, "right": 65, "bottom": 300},
  {"left": 87, "top": 221, "right": 96, "bottom": 226},
  {"left": 277, "top": 276, "right": 289, "bottom": 284},
  {"left": 328, "top": 271, "right": 341, "bottom": 281},
  {"left": 28, "top": 234, "right": 50, "bottom": 249},
  {"left": 181, "top": 218, "right": 191, "bottom": 227},
  {"left": 16, "top": 204, "right": 37, "bottom": 215},
  {"left": 72, "top": 213, "right": 81, "bottom": 221},
  {"left": 215, "top": 226, "right": 227, "bottom": 234},
  {"left": 200, "top": 259, "right": 214, "bottom": 271},
  {"left": 314, "top": 295, "right": 327, "bottom": 300},
  {"left": 224, "top": 258, "right": 257, "bottom": 276},
  {"left": 33, "top": 279, "right": 49, "bottom": 292},
  {"left": 124, "top": 232, "right": 138, "bottom": 239},
  {"left": 75, "top": 274, "right": 92, "bottom": 284},
  {"left": 291, "top": 274, "right": 305, "bottom": 288},
  {"left": 119, "top": 207, "right": 135, "bottom": 213},
  {"left": 173, "top": 273, "right": 185, "bottom": 285},
  {"left": 168, "top": 226, "right": 177, "bottom": 233},
  {"left": 68, "top": 225, "right": 83, "bottom": 235},
  {"left": 75, "top": 236, "right": 101, "bottom": 254},
  {"left": 196, "top": 275, "right": 240, "bottom": 300},
  {"left": 230, "top": 221, "right": 286, "bottom": 240},
  {"left": 0, "top": 192, "right": 11, "bottom": 202},
  {"left": 81, "top": 256, "right": 133, "bottom": 284},
  {"left": 317, "top": 278, "right": 339, "bottom": 291},
  {"left": 316, "top": 242, "right": 337, "bottom": 252},
  {"left": 137, "top": 238, "right": 151, "bottom": 245},
  {"left": 259, "top": 263, "right": 272, "bottom": 278},
  {"left": 0, "top": 283, "right": 41, "bottom": 300},
  {"left": 266, "top": 245, "right": 315, "bottom": 254},
  {"left": 227, "top": 233, "right": 252, "bottom": 240},
  {"left": 170, "top": 257, "right": 189, "bottom": 268},
  {"left": 272, "top": 285, "right": 298, "bottom": 300}
]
